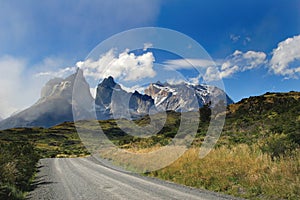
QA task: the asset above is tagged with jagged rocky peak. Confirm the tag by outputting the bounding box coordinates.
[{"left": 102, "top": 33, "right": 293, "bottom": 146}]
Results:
[
  {"left": 96, "top": 76, "right": 119, "bottom": 107},
  {"left": 41, "top": 77, "right": 64, "bottom": 98},
  {"left": 98, "top": 76, "right": 121, "bottom": 89},
  {"left": 129, "top": 91, "right": 154, "bottom": 114},
  {"left": 144, "top": 81, "right": 233, "bottom": 112},
  {"left": 40, "top": 68, "right": 86, "bottom": 100},
  {"left": 95, "top": 76, "right": 155, "bottom": 120},
  {"left": 0, "top": 68, "right": 94, "bottom": 130},
  {"left": 145, "top": 82, "right": 169, "bottom": 98}
]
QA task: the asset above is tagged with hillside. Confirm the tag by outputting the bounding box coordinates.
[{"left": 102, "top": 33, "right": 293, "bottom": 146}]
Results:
[{"left": 0, "top": 91, "right": 299, "bottom": 199}]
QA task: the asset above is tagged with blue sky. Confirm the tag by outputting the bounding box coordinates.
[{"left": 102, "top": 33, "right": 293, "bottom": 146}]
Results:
[{"left": 0, "top": 0, "right": 299, "bottom": 118}]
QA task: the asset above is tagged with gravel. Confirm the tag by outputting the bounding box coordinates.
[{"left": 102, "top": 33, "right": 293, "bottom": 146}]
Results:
[{"left": 27, "top": 157, "right": 243, "bottom": 200}]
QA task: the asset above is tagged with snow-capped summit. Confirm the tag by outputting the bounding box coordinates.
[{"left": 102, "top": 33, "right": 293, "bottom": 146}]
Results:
[{"left": 144, "top": 82, "right": 233, "bottom": 112}]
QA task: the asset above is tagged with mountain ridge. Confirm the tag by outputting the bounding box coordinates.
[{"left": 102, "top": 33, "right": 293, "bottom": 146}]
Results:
[{"left": 0, "top": 70, "right": 233, "bottom": 129}]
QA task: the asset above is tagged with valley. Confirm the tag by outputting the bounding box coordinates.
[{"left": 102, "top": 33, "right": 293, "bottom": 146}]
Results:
[{"left": 0, "top": 91, "right": 299, "bottom": 199}]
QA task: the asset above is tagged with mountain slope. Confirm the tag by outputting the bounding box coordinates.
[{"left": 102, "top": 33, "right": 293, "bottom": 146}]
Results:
[
  {"left": 0, "top": 72, "right": 233, "bottom": 129},
  {"left": 145, "top": 82, "right": 233, "bottom": 111},
  {"left": 0, "top": 69, "right": 93, "bottom": 130},
  {"left": 0, "top": 91, "right": 298, "bottom": 200},
  {"left": 95, "top": 76, "right": 154, "bottom": 119}
]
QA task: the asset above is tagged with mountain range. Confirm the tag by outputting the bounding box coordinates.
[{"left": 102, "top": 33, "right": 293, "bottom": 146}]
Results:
[{"left": 0, "top": 69, "right": 233, "bottom": 130}]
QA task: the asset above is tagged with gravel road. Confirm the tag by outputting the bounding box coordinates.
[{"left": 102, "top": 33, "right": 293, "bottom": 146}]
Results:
[{"left": 27, "top": 157, "right": 242, "bottom": 200}]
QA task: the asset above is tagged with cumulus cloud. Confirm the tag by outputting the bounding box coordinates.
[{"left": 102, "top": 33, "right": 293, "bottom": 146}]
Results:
[
  {"left": 220, "top": 65, "right": 239, "bottom": 78},
  {"left": 270, "top": 35, "right": 300, "bottom": 78},
  {"left": 203, "top": 67, "right": 221, "bottom": 82},
  {"left": 77, "top": 49, "right": 156, "bottom": 82},
  {"left": 163, "top": 50, "right": 266, "bottom": 82},
  {"left": 228, "top": 50, "right": 267, "bottom": 71}
]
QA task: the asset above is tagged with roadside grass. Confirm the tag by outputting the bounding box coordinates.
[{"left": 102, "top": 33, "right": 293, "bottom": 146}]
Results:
[
  {"left": 0, "top": 142, "right": 40, "bottom": 200},
  {"left": 149, "top": 145, "right": 300, "bottom": 200},
  {"left": 0, "top": 123, "right": 89, "bottom": 199}
]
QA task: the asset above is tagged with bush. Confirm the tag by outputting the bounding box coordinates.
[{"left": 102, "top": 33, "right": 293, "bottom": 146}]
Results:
[
  {"left": 259, "top": 134, "right": 298, "bottom": 159},
  {"left": 0, "top": 142, "right": 40, "bottom": 199}
]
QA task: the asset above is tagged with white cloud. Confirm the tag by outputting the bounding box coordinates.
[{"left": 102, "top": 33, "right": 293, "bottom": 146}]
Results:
[
  {"left": 163, "top": 58, "right": 215, "bottom": 70},
  {"left": 220, "top": 65, "right": 239, "bottom": 78},
  {"left": 227, "top": 50, "right": 267, "bottom": 71},
  {"left": 0, "top": 56, "right": 26, "bottom": 118},
  {"left": 270, "top": 35, "right": 300, "bottom": 78},
  {"left": 119, "top": 84, "right": 147, "bottom": 94},
  {"left": 204, "top": 50, "right": 266, "bottom": 81},
  {"left": 0, "top": 56, "right": 49, "bottom": 118},
  {"left": 77, "top": 49, "right": 156, "bottom": 82},
  {"left": 166, "top": 78, "right": 186, "bottom": 85},
  {"left": 36, "top": 66, "right": 76, "bottom": 78},
  {"left": 163, "top": 50, "right": 266, "bottom": 82},
  {"left": 0, "top": 55, "right": 76, "bottom": 118},
  {"left": 203, "top": 67, "right": 221, "bottom": 82}
]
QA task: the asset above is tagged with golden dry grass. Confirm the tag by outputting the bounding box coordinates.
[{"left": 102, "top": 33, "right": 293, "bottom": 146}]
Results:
[{"left": 150, "top": 145, "right": 300, "bottom": 199}]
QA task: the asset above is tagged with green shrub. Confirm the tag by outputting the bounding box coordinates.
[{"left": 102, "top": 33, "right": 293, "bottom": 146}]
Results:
[
  {"left": 0, "top": 142, "right": 40, "bottom": 199},
  {"left": 260, "top": 134, "right": 298, "bottom": 159}
]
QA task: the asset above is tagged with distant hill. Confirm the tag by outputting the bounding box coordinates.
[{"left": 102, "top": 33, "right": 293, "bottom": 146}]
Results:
[
  {"left": 222, "top": 91, "right": 300, "bottom": 151},
  {"left": 1, "top": 90, "right": 299, "bottom": 153},
  {"left": 226, "top": 91, "right": 300, "bottom": 131}
]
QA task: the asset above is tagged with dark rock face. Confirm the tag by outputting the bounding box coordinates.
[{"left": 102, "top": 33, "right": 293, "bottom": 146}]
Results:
[
  {"left": 95, "top": 77, "right": 233, "bottom": 120},
  {"left": 95, "top": 77, "right": 154, "bottom": 120},
  {"left": 0, "top": 69, "right": 94, "bottom": 130}
]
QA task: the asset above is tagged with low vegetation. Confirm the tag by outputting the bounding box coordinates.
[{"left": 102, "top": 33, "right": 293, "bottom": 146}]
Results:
[
  {"left": 0, "top": 91, "right": 299, "bottom": 199},
  {"left": 107, "top": 92, "right": 300, "bottom": 199},
  {"left": 0, "top": 124, "right": 89, "bottom": 199},
  {"left": 0, "top": 142, "right": 40, "bottom": 199},
  {"left": 150, "top": 145, "right": 300, "bottom": 199}
]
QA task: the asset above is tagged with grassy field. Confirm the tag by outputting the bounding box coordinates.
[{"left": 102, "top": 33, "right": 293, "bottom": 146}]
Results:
[
  {"left": 102, "top": 92, "right": 300, "bottom": 199},
  {"left": 0, "top": 91, "right": 299, "bottom": 199},
  {"left": 149, "top": 145, "right": 300, "bottom": 199}
]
